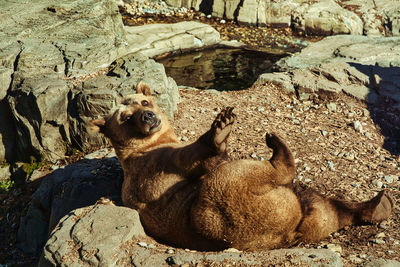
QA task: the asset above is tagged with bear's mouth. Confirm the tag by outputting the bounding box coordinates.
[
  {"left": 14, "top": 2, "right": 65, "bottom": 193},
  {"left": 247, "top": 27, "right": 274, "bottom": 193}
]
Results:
[{"left": 150, "top": 119, "right": 161, "bottom": 130}]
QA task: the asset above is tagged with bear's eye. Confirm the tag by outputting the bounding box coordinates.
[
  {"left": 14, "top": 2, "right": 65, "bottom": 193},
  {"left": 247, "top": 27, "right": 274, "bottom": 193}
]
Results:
[{"left": 141, "top": 100, "right": 149, "bottom": 106}]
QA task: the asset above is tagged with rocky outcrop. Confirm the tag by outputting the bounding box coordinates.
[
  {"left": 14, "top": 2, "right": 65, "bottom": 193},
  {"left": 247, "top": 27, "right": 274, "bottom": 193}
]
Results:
[
  {"left": 165, "top": 0, "right": 400, "bottom": 36},
  {"left": 40, "top": 203, "right": 146, "bottom": 267},
  {"left": 266, "top": 35, "right": 400, "bottom": 106},
  {"left": 17, "top": 149, "right": 122, "bottom": 255},
  {"left": 0, "top": 0, "right": 221, "bottom": 163},
  {"left": 257, "top": 34, "right": 400, "bottom": 154}
]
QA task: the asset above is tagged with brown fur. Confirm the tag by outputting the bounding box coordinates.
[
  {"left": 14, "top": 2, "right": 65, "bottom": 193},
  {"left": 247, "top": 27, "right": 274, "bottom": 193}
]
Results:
[{"left": 89, "top": 82, "right": 394, "bottom": 251}]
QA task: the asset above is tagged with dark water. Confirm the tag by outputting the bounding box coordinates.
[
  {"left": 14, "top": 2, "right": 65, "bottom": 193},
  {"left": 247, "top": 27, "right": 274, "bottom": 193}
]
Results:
[{"left": 157, "top": 48, "right": 287, "bottom": 91}]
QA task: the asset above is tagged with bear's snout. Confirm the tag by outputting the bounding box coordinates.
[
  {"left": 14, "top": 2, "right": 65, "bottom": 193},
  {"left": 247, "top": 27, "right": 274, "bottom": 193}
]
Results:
[{"left": 141, "top": 110, "right": 155, "bottom": 124}]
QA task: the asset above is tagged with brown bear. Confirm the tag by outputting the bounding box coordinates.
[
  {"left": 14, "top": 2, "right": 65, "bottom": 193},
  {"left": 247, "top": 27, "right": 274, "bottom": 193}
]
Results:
[{"left": 89, "top": 82, "right": 394, "bottom": 251}]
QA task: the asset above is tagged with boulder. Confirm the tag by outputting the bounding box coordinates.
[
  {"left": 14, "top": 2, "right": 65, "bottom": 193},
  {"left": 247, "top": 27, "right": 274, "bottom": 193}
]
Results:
[
  {"left": 124, "top": 21, "right": 221, "bottom": 58},
  {"left": 292, "top": 0, "right": 363, "bottom": 35},
  {"left": 165, "top": 0, "right": 400, "bottom": 36},
  {"left": 16, "top": 149, "right": 123, "bottom": 255},
  {"left": 267, "top": 35, "right": 400, "bottom": 105},
  {"left": 40, "top": 203, "right": 146, "bottom": 267},
  {"left": 1, "top": 0, "right": 222, "bottom": 163}
]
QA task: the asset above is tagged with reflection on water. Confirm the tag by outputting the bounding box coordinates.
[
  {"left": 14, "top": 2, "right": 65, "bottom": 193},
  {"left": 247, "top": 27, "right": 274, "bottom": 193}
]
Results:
[{"left": 157, "top": 48, "right": 286, "bottom": 91}]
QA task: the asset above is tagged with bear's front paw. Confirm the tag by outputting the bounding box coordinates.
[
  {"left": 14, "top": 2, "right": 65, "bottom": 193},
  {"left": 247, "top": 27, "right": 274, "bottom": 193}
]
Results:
[{"left": 211, "top": 107, "right": 236, "bottom": 153}]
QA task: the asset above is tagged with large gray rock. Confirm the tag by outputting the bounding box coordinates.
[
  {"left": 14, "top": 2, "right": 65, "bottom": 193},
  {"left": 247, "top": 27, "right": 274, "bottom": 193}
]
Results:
[
  {"left": 0, "top": 0, "right": 222, "bottom": 163},
  {"left": 40, "top": 203, "right": 146, "bottom": 267},
  {"left": 263, "top": 35, "right": 400, "bottom": 106},
  {"left": 292, "top": 0, "right": 363, "bottom": 35},
  {"left": 17, "top": 149, "right": 123, "bottom": 255},
  {"left": 165, "top": 0, "right": 400, "bottom": 36}
]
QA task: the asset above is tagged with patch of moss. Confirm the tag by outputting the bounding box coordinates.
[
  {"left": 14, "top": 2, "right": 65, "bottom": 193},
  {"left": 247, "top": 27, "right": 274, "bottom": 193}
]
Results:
[{"left": 0, "top": 178, "right": 14, "bottom": 193}]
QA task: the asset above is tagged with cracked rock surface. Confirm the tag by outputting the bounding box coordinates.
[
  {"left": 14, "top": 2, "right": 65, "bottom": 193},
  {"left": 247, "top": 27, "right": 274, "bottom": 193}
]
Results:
[
  {"left": 0, "top": 0, "right": 220, "bottom": 163},
  {"left": 165, "top": 0, "right": 400, "bottom": 36}
]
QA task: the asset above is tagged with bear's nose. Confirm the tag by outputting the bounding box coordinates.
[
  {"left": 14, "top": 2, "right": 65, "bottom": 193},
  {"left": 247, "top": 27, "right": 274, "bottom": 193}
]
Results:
[{"left": 141, "top": 110, "right": 155, "bottom": 124}]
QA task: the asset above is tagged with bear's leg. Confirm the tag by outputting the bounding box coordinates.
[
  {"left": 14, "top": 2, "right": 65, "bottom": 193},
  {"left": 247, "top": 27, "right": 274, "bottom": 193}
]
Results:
[
  {"left": 265, "top": 133, "right": 296, "bottom": 185},
  {"left": 296, "top": 189, "right": 394, "bottom": 243}
]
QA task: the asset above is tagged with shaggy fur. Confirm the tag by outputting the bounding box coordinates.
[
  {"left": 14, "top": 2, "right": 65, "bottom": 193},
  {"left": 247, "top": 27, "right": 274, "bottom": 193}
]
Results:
[{"left": 89, "top": 82, "right": 394, "bottom": 251}]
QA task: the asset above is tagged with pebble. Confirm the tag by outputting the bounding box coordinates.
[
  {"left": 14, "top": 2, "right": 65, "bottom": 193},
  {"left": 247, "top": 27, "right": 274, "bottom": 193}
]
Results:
[
  {"left": 166, "top": 248, "right": 175, "bottom": 254},
  {"left": 321, "top": 130, "right": 328, "bottom": 136},
  {"left": 304, "top": 178, "right": 312, "bottom": 183},
  {"left": 384, "top": 175, "right": 397, "bottom": 184},
  {"left": 372, "top": 179, "right": 383, "bottom": 188},
  {"left": 206, "top": 14, "right": 212, "bottom": 19},
  {"left": 224, "top": 248, "right": 241, "bottom": 253},
  {"left": 349, "top": 255, "right": 363, "bottom": 264},
  {"left": 179, "top": 136, "right": 189, "bottom": 142},
  {"left": 220, "top": 19, "right": 226, "bottom": 24},
  {"left": 353, "top": 120, "right": 363, "bottom": 132},
  {"left": 372, "top": 238, "right": 386, "bottom": 244},
  {"left": 137, "top": 242, "right": 148, "bottom": 248},
  {"left": 376, "top": 232, "right": 386, "bottom": 238},
  {"left": 326, "top": 244, "right": 342, "bottom": 254},
  {"left": 327, "top": 161, "right": 335, "bottom": 170}
]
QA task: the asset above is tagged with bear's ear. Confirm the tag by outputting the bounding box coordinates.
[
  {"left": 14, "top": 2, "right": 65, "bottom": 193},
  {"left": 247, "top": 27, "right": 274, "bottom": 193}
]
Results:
[
  {"left": 136, "top": 81, "right": 152, "bottom": 96},
  {"left": 88, "top": 118, "right": 106, "bottom": 134}
]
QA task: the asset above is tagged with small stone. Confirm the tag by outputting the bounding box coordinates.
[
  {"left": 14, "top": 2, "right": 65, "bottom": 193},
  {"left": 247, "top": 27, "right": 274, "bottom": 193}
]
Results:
[
  {"left": 166, "top": 248, "right": 175, "bottom": 254},
  {"left": 350, "top": 255, "right": 363, "bottom": 263},
  {"left": 384, "top": 175, "right": 397, "bottom": 184},
  {"left": 304, "top": 178, "right": 312, "bottom": 183},
  {"left": 326, "top": 244, "right": 342, "bottom": 254},
  {"left": 224, "top": 248, "right": 241, "bottom": 253},
  {"left": 379, "top": 221, "right": 388, "bottom": 229},
  {"left": 353, "top": 120, "right": 363, "bottom": 132},
  {"left": 137, "top": 242, "right": 148, "bottom": 248},
  {"left": 372, "top": 180, "right": 383, "bottom": 188},
  {"left": 50, "top": 165, "right": 59, "bottom": 170},
  {"left": 321, "top": 130, "right": 328, "bottom": 136},
  {"left": 206, "top": 14, "right": 212, "bottom": 19},
  {"left": 308, "top": 254, "right": 317, "bottom": 258},
  {"left": 326, "top": 103, "right": 337, "bottom": 112},
  {"left": 376, "top": 232, "right": 386, "bottom": 238},
  {"left": 190, "top": 131, "right": 195, "bottom": 135},
  {"left": 327, "top": 161, "right": 335, "bottom": 170},
  {"left": 220, "top": 19, "right": 226, "bottom": 23},
  {"left": 372, "top": 238, "right": 385, "bottom": 244},
  {"left": 363, "top": 109, "right": 370, "bottom": 117}
]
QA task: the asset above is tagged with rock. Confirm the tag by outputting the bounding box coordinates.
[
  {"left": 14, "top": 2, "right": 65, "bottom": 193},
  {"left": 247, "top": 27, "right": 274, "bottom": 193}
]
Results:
[
  {"left": 164, "top": 0, "right": 400, "bottom": 36},
  {"left": 353, "top": 121, "right": 363, "bottom": 132},
  {"left": 124, "top": 21, "right": 220, "bottom": 58},
  {"left": 1, "top": 0, "right": 223, "bottom": 163},
  {"left": 295, "top": 0, "right": 363, "bottom": 35},
  {"left": 384, "top": 175, "right": 397, "bottom": 184},
  {"left": 365, "top": 259, "right": 400, "bottom": 267},
  {"left": 39, "top": 203, "right": 146, "bottom": 267},
  {"left": 326, "top": 244, "right": 342, "bottom": 254},
  {"left": 256, "top": 72, "right": 295, "bottom": 93},
  {"left": 0, "top": 165, "right": 11, "bottom": 180},
  {"left": 270, "top": 35, "right": 400, "bottom": 108},
  {"left": 16, "top": 152, "right": 123, "bottom": 255}
]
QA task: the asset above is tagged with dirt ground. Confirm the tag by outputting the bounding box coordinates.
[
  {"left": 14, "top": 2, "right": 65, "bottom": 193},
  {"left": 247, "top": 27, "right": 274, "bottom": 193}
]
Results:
[{"left": 172, "top": 84, "right": 400, "bottom": 265}]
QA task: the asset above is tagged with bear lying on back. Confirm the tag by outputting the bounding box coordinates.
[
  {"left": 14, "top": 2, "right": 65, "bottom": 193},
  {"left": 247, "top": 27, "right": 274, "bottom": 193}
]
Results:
[{"left": 89, "top": 82, "right": 393, "bottom": 251}]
